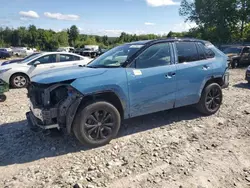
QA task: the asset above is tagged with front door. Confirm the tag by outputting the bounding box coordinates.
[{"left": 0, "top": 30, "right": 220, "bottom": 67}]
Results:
[
  {"left": 174, "top": 42, "right": 215, "bottom": 107},
  {"left": 126, "top": 42, "right": 177, "bottom": 117},
  {"left": 27, "top": 54, "right": 58, "bottom": 76}
]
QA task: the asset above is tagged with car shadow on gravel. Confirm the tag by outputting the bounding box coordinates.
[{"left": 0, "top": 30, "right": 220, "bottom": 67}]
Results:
[
  {"left": 233, "top": 82, "right": 250, "bottom": 89},
  {"left": 0, "top": 106, "right": 200, "bottom": 166}
]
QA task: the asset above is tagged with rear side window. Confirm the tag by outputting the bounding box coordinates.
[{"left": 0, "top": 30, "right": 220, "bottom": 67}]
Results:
[
  {"left": 196, "top": 43, "right": 207, "bottom": 60},
  {"left": 59, "top": 54, "right": 80, "bottom": 62},
  {"left": 175, "top": 42, "right": 199, "bottom": 63},
  {"left": 204, "top": 45, "right": 215, "bottom": 58}
]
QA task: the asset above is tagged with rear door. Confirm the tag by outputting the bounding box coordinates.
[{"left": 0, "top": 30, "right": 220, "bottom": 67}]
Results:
[
  {"left": 174, "top": 42, "right": 215, "bottom": 107},
  {"left": 57, "top": 54, "right": 83, "bottom": 67}
]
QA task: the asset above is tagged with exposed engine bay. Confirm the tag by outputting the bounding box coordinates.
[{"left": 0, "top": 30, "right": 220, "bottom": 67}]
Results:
[{"left": 27, "top": 81, "right": 83, "bottom": 132}]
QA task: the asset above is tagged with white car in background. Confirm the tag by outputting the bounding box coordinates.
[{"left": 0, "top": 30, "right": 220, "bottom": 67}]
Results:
[
  {"left": 12, "top": 47, "right": 35, "bottom": 56},
  {"left": 57, "top": 47, "right": 75, "bottom": 53},
  {"left": 0, "top": 52, "right": 92, "bottom": 88}
]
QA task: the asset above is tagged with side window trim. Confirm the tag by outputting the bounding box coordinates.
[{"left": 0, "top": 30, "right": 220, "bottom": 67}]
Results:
[
  {"left": 130, "top": 42, "right": 174, "bottom": 69},
  {"left": 196, "top": 42, "right": 207, "bottom": 61},
  {"left": 56, "top": 54, "right": 60, "bottom": 62}
]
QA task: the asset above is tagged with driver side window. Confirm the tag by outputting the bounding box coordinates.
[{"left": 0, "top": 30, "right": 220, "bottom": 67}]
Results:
[
  {"left": 135, "top": 43, "right": 172, "bottom": 69},
  {"left": 32, "top": 55, "right": 57, "bottom": 65}
]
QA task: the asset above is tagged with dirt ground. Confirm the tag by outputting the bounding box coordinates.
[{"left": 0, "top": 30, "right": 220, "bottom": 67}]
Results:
[{"left": 0, "top": 68, "right": 250, "bottom": 188}]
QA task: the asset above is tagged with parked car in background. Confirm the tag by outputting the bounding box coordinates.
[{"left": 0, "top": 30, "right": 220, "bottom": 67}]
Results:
[
  {"left": 0, "top": 50, "right": 11, "bottom": 59},
  {"left": 12, "top": 47, "right": 34, "bottom": 56},
  {"left": 0, "top": 48, "right": 13, "bottom": 56},
  {"left": 81, "top": 45, "right": 101, "bottom": 58},
  {"left": 74, "top": 48, "right": 85, "bottom": 55},
  {"left": 0, "top": 52, "right": 92, "bottom": 88},
  {"left": 12, "top": 48, "right": 27, "bottom": 56},
  {"left": 26, "top": 38, "right": 229, "bottom": 147},
  {"left": 246, "top": 66, "right": 250, "bottom": 84},
  {"left": 57, "top": 47, "right": 75, "bottom": 53},
  {"left": 1, "top": 52, "right": 41, "bottom": 66},
  {"left": 223, "top": 46, "right": 250, "bottom": 68}
]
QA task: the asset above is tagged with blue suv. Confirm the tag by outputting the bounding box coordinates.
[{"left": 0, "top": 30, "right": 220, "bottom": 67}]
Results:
[{"left": 27, "top": 38, "right": 229, "bottom": 147}]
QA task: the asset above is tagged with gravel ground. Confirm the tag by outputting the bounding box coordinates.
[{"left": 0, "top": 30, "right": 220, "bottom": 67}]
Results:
[{"left": 0, "top": 68, "right": 250, "bottom": 188}]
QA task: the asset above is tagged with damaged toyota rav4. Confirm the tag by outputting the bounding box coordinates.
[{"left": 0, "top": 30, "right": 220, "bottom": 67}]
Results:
[{"left": 27, "top": 38, "right": 229, "bottom": 147}]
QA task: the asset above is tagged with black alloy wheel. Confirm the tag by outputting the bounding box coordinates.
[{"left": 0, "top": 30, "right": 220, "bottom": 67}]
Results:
[
  {"left": 73, "top": 101, "right": 121, "bottom": 147},
  {"left": 84, "top": 110, "right": 115, "bottom": 140},
  {"left": 197, "top": 83, "right": 223, "bottom": 115},
  {"left": 205, "top": 86, "right": 222, "bottom": 111}
]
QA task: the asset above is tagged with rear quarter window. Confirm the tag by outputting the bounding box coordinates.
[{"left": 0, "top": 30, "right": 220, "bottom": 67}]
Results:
[{"left": 175, "top": 42, "right": 199, "bottom": 63}]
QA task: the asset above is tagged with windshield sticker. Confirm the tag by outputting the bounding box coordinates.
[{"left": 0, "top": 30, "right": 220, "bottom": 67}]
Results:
[
  {"left": 133, "top": 70, "right": 142, "bottom": 76},
  {"left": 130, "top": 45, "right": 144, "bottom": 48}
]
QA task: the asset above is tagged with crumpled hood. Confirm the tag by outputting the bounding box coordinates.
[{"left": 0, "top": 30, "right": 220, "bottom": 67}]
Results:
[{"left": 31, "top": 66, "right": 107, "bottom": 84}]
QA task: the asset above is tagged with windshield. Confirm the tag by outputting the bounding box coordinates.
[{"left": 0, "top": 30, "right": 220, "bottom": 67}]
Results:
[
  {"left": 223, "top": 47, "right": 242, "bottom": 54},
  {"left": 24, "top": 53, "right": 40, "bottom": 60},
  {"left": 87, "top": 44, "right": 144, "bottom": 68},
  {"left": 20, "top": 53, "right": 42, "bottom": 63}
]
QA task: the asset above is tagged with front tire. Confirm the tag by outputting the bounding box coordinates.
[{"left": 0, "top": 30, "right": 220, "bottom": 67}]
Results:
[
  {"left": 73, "top": 101, "right": 121, "bottom": 147},
  {"left": 197, "top": 83, "right": 223, "bottom": 115},
  {"left": 10, "top": 73, "right": 29, "bottom": 88}
]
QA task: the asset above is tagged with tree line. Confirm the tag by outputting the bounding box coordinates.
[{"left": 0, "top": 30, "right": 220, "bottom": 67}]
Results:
[
  {"left": 180, "top": 0, "right": 250, "bottom": 43},
  {"left": 0, "top": 0, "right": 249, "bottom": 51},
  {"left": 0, "top": 25, "right": 190, "bottom": 51}
]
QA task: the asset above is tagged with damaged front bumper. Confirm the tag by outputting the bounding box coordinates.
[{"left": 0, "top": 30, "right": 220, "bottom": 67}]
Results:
[{"left": 26, "top": 82, "right": 83, "bottom": 132}]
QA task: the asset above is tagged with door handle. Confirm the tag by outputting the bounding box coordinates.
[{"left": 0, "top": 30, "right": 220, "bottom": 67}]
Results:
[
  {"left": 165, "top": 72, "right": 176, "bottom": 79},
  {"left": 72, "top": 63, "right": 77, "bottom": 65},
  {"left": 50, "top": 66, "right": 55, "bottom": 68}
]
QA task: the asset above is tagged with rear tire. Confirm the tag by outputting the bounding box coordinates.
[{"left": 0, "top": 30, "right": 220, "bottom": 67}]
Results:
[
  {"left": 73, "top": 101, "right": 121, "bottom": 147},
  {"left": 197, "top": 83, "right": 223, "bottom": 115}
]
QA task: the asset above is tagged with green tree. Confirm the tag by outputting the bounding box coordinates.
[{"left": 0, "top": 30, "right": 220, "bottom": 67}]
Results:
[
  {"left": 68, "top": 25, "right": 79, "bottom": 46},
  {"left": 179, "top": 0, "right": 250, "bottom": 43},
  {"left": 56, "top": 31, "right": 69, "bottom": 47},
  {"left": 28, "top": 25, "right": 38, "bottom": 47}
]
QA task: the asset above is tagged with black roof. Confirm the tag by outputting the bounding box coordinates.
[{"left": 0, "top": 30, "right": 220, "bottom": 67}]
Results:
[{"left": 127, "top": 38, "right": 211, "bottom": 45}]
